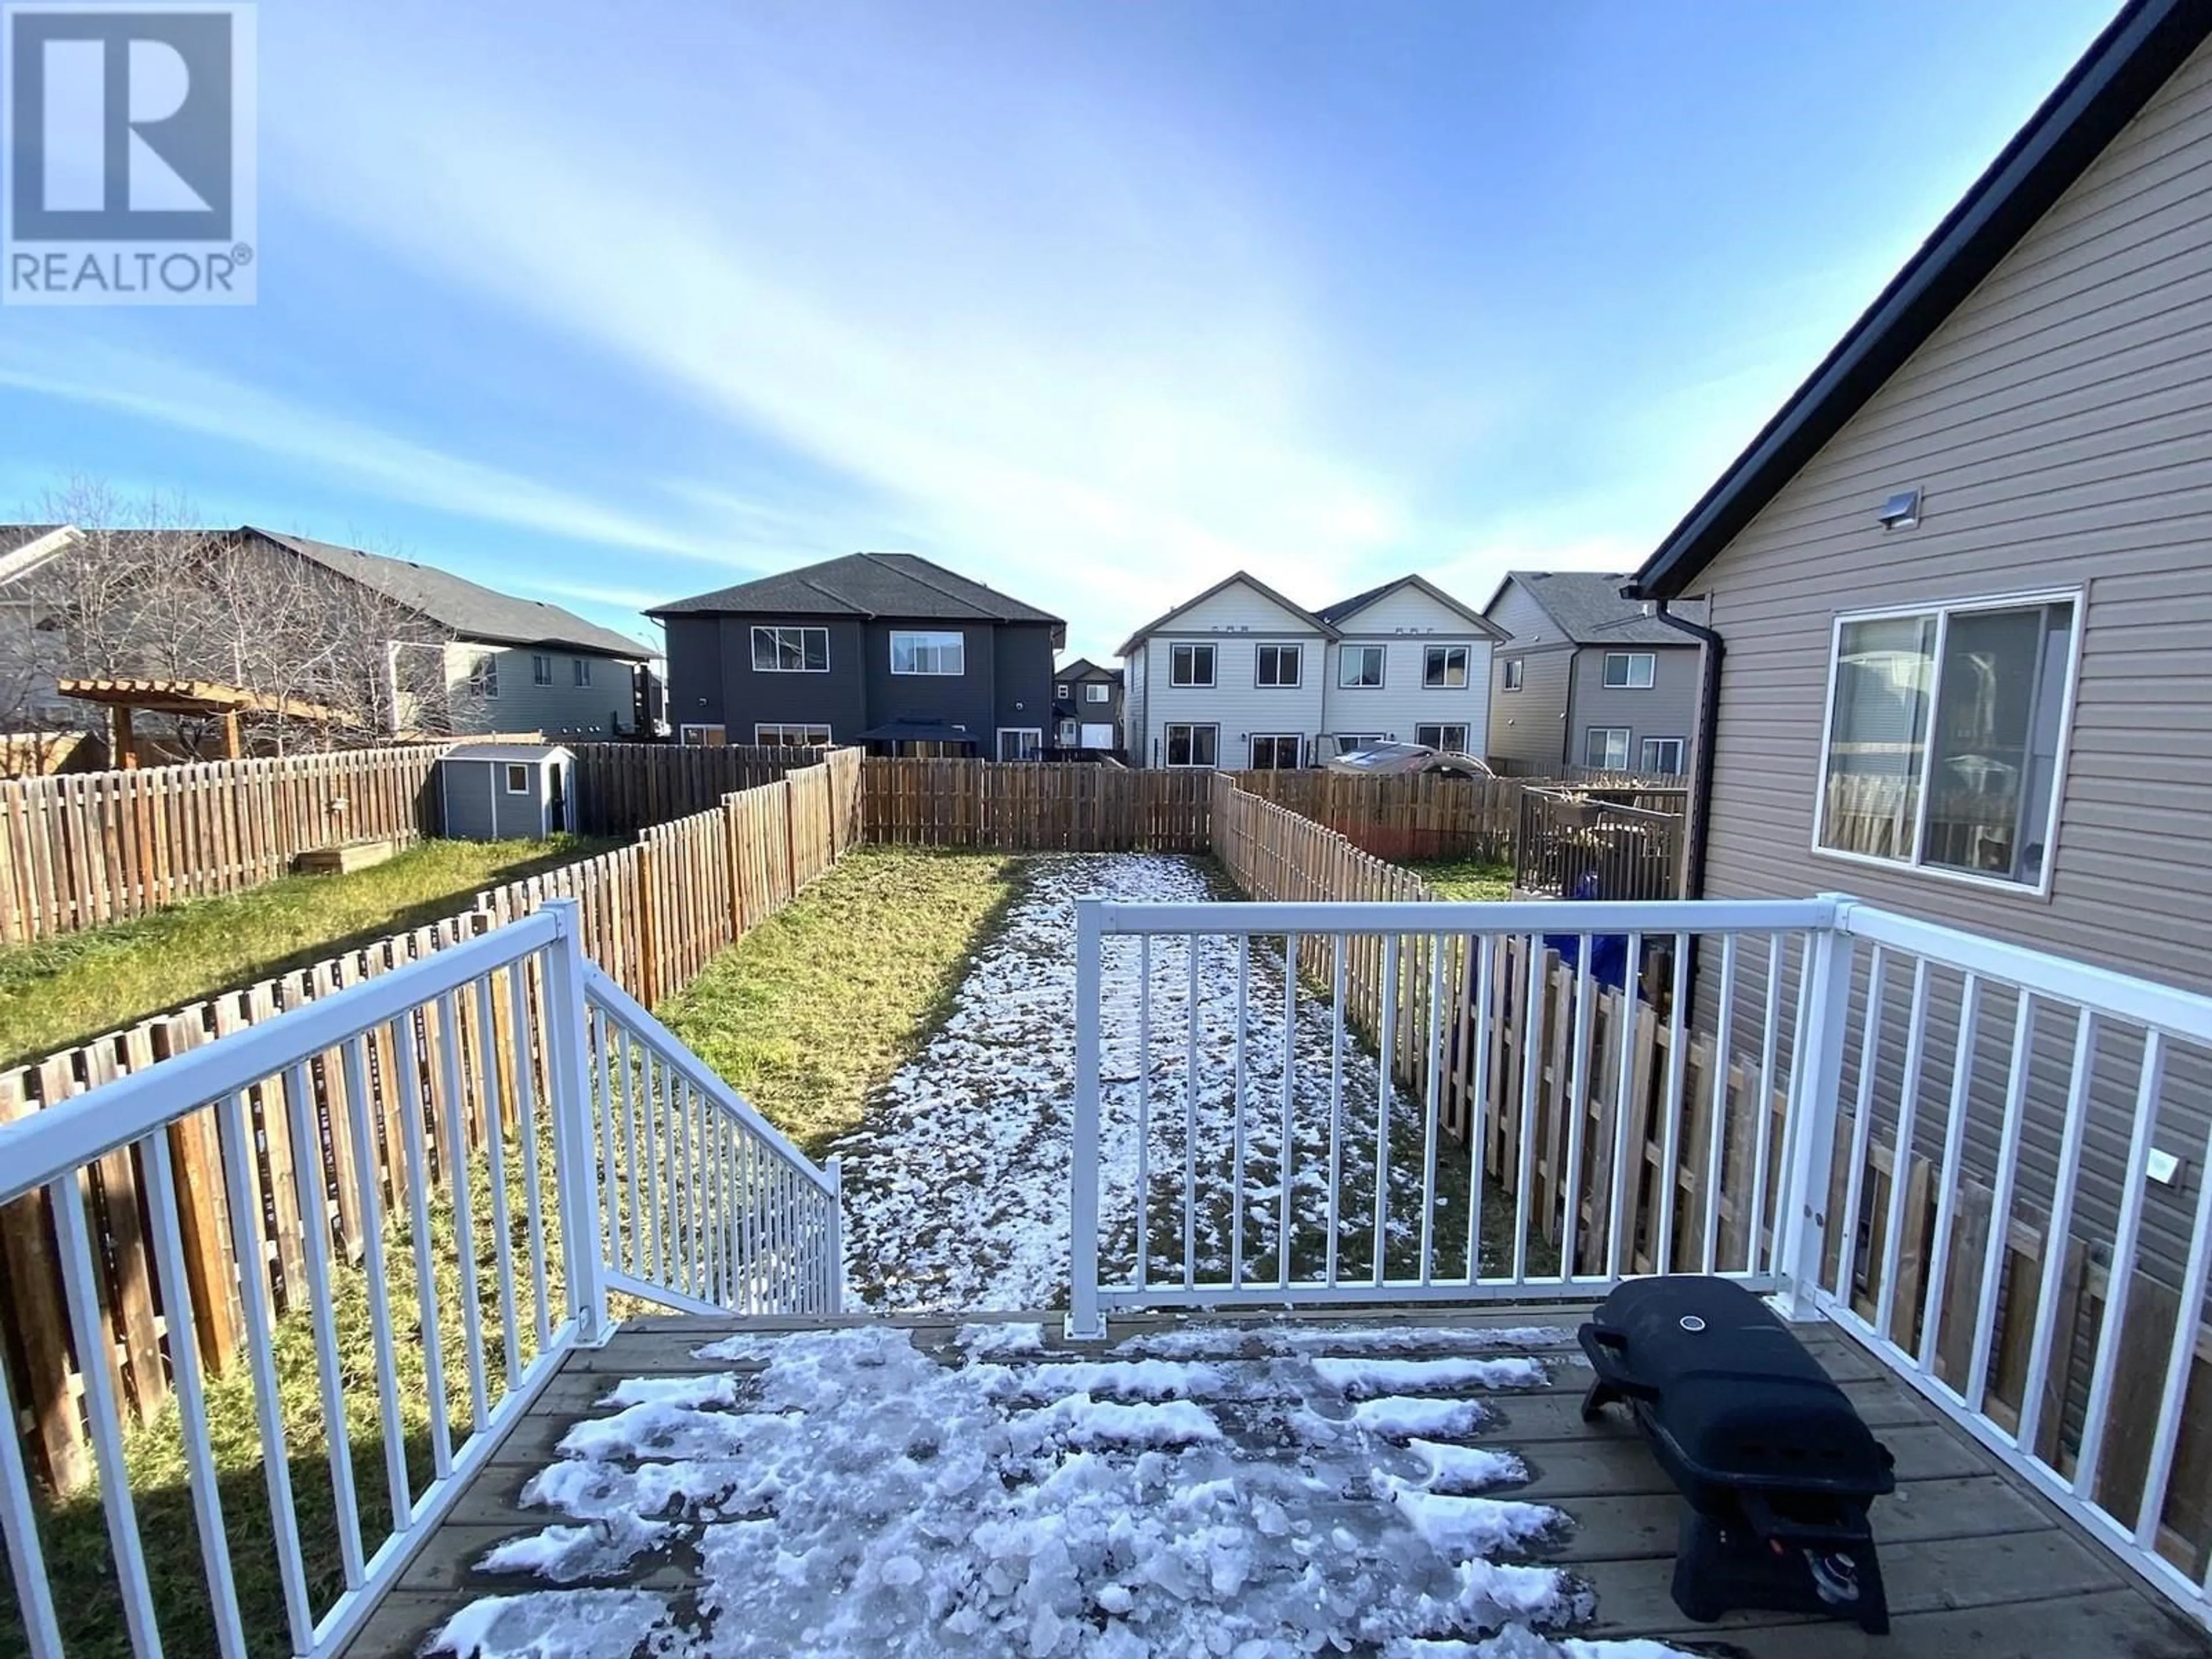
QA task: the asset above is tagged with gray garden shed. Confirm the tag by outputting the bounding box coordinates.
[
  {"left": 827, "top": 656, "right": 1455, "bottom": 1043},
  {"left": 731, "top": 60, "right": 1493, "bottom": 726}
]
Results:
[{"left": 438, "top": 743, "right": 574, "bottom": 840}]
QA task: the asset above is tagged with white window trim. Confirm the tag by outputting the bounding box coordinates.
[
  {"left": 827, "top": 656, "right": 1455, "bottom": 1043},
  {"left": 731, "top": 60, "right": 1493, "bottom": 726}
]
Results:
[
  {"left": 997, "top": 726, "right": 1044, "bottom": 761},
  {"left": 1337, "top": 644, "right": 1387, "bottom": 689},
  {"left": 1585, "top": 726, "right": 1631, "bottom": 770},
  {"left": 1501, "top": 659, "right": 1524, "bottom": 692},
  {"left": 1164, "top": 722, "right": 1219, "bottom": 767},
  {"left": 1422, "top": 645, "right": 1470, "bottom": 690},
  {"left": 679, "top": 723, "right": 726, "bottom": 745},
  {"left": 1414, "top": 722, "right": 1469, "bottom": 752},
  {"left": 753, "top": 722, "right": 832, "bottom": 745},
  {"left": 1169, "top": 643, "right": 1217, "bottom": 688},
  {"left": 1602, "top": 651, "right": 1657, "bottom": 689},
  {"left": 532, "top": 654, "right": 554, "bottom": 686},
  {"left": 1641, "top": 736, "right": 1686, "bottom": 774},
  {"left": 1248, "top": 732, "right": 1302, "bottom": 768},
  {"left": 1809, "top": 586, "right": 2084, "bottom": 900},
  {"left": 752, "top": 625, "right": 830, "bottom": 673},
  {"left": 469, "top": 654, "right": 499, "bottom": 699},
  {"left": 503, "top": 763, "right": 531, "bottom": 795},
  {"left": 1055, "top": 683, "right": 1070, "bottom": 699},
  {"left": 1084, "top": 682, "right": 1111, "bottom": 703},
  {"left": 890, "top": 630, "right": 965, "bottom": 676},
  {"left": 1254, "top": 643, "right": 1302, "bottom": 688}
]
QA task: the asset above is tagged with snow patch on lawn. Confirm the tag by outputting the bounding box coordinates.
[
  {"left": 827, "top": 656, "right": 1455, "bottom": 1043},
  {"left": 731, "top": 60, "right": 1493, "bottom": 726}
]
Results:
[
  {"left": 834, "top": 854, "right": 1479, "bottom": 1312},
  {"left": 429, "top": 1325, "right": 1635, "bottom": 1657}
]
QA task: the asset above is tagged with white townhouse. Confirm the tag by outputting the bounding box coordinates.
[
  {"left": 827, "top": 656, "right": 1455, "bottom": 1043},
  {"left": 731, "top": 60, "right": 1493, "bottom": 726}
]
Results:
[{"left": 1118, "top": 571, "right": 1503, "bottom": 769}]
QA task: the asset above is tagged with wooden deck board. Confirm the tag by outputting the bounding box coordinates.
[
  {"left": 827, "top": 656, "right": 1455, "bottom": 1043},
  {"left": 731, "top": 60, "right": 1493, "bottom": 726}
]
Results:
[{"left": 335, "top": 1304, "right": 2212, "bottom": 1659}]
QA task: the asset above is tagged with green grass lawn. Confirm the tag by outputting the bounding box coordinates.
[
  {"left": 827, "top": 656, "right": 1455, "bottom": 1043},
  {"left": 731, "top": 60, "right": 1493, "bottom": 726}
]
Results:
[
  {"left": 1402, "top": 855, "right": 1514, "bottom": 900},
  {"left": 0, "top": 836, "right": 610, "bottom": 1067},
  {"left": 657, "top": 846, "right": 1027, "bottom": 1159}
]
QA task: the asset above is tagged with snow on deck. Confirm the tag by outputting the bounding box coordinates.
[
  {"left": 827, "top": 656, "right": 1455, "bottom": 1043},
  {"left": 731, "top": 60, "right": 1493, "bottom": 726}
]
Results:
[
  {"left": 421, "top": 1320, "right": 1688, "bottom": 1659},
  {"left": 837, "top": 853, "right": 1472, "bottom": 1311}
]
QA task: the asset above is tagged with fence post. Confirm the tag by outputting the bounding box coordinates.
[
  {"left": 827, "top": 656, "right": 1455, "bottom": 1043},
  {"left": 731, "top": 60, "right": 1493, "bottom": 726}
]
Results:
[
  {"left": 1067, "top": 896, "right": 1106, "bottom": 1341},
  {"left": 540, "top": 898, "right": 611, "bottom": 1345},
  {"left": 1775, "top": 895, "right": 1857, "bottom": 1321}
]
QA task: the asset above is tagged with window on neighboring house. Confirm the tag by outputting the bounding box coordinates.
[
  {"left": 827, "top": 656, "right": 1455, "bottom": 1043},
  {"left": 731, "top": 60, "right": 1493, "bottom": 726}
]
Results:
[
  {"left": 1256, "top": 644, "right": 1301, "bottom": 687},
  {"left": 468, "top": 654, "right": 499, "bottom": 698},
  {"left": 532, "top": 654, "right": 553, "bottom": 686},
  {"left": 752, "top": 626, "right": 830, "bottom": 672},
  {"left": 1335, "top": 733, "right": 1384, "bottom": 755},
  {"left": 1055, "top": 683, "right": 1070, "bottom": 699},
  {"left": 1338, "top": 645, "right": 1385, "bottom": 688},
  {"left": 1415, "top": 723, "right": 1469, "bottom": 752},
  {"left": 1249, "top": 734, "right": 1301, "bottom": 770},
  {"left": 573, "top": 657, "right": 592, "bottom": 687},
  {"left": 1502, "top": 658, "right": 1524, "bottom": 692},
  {"left": 1170, "top": 643, "right": 1215, "bottom": 687},
  {"left": 755, "top": 723, "right": 833, "bottom": 745},
  {"left": 1423, "top": 645, "right": 1469, "bottom": 689},
  {"left": 1085, "top": 681, "right": 1110, "bottom": 703},
  {"left": 504, "top": 763, "right": 531, "bottom": 794},
  {"left": 1164, "top": 723, "right": 1218, "bottom": 767},
  {"left": 1641, "top": 737, "right": 1686, "bottom": 774},
  {"left": 1057, "top": 718, "right": 1079, "bottom": 745},
  {"left": 891, "top": 630, "right": 965, "bottom": 675},
  {"left": 1585, "top": 728, "right": 1631, "bottom": 770},
  {"left": 1603, "top": 652, "right": 1656, "bottom": 689},
  {"left": 1816, "top": 593, "right": 2079, "bottom": 891},
  {"left": 679, "top": 724, "right": 726, "bottom": 746}
]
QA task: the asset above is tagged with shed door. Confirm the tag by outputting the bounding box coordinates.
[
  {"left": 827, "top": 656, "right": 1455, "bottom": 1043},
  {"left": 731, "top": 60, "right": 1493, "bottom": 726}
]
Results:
[{"left": 548, "top": 762, "right": 566, "bottom": 832}]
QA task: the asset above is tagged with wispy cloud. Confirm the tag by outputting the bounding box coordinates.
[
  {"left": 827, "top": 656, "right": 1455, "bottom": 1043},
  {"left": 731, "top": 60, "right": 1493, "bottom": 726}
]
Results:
[
  {"left": 0, "top": 339, "right": 732, "bottom": 565},
  {"left": 264, "top": 3, "right": 1437, "bottom": 657}
]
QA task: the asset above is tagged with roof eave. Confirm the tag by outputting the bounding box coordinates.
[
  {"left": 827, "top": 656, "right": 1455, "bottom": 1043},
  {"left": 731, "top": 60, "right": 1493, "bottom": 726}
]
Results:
[{"left": 1627, "top": 0, "right": 2211, "bottom": 601}]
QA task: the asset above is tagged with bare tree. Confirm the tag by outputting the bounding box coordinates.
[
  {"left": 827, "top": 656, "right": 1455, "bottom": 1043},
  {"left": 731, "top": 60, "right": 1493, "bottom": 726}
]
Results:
[{"left": 2, "top": 477, "right": 454, "bottom": 758}]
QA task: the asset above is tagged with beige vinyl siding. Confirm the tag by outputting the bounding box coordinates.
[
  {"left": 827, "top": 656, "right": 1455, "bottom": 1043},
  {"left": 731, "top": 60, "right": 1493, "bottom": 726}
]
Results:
[
  {"left": 1488, "top": 646, "right": 1571, "bottom": 773},
  {"left": 444, "top": 642, "right": 638, "bottom": 737},
  {"left": 1689, "top": 40, "right": 2212, "bottom": 1308}
]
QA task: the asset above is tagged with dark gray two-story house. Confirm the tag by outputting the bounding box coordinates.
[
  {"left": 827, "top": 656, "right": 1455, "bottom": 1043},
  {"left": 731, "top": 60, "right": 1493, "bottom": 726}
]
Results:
[
  {"left": 648, "top": 552, "right": 1065, "bottom": 757},
  {"left": 1480, "top": 570, "right": 1707, "bottom": 776},
  {"left": 1051, "top": 658, "right": 1124, "bottom": 757}
]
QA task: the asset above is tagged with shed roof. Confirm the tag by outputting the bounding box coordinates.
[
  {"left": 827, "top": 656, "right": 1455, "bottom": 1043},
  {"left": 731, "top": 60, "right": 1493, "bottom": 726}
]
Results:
[
  {"left": 441, "top": 742, "right": 574, "bottom": 763},
  {"left": 1628, "top": 0, "right": 2212, "bottom": 600}
]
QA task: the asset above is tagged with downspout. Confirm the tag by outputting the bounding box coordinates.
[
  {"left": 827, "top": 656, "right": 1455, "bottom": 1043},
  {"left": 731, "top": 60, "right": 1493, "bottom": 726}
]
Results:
[{"left": 1648, "top": 599, "right": 1724, "bottom": 901}]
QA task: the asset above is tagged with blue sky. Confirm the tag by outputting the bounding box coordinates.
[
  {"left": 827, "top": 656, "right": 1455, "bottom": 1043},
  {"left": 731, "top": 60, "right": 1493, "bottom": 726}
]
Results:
[{"left": 0, "top": 0, "right": 2121, "bottom": 663}]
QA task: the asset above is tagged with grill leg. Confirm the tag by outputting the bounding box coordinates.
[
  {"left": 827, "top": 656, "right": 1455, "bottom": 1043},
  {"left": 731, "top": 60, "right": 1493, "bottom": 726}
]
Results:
[{"left": 1580, "top": 1377, "right": 1621, "bottom": 1422}]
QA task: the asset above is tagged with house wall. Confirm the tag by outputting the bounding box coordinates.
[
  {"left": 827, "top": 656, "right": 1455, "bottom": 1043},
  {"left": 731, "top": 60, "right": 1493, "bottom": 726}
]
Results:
[
  {"left": 1054, "top": 668, "right": 1124, "bottom": 749},
  {"left": 441, "top": 642, "right": 641, "bottom": 737},
  {"left": 991, "top": 622, "right": 1058, "bottom": 745},
  {"left": 1124, "top": 651, "right": 1146, "bottom": 758},
  {"left": 1317, "top": 586, "right": 1495, "bottom": 757},
  {"left": 1125, "top": 579, "right": 1330, "bottom": 766},
  {"left": 662, "top": 614, "right": 869, "bottom": 743},
  {"left": 1690, "top": 37, "right": 2212, "bottom": 1298},
  {"left": 1484, "top": 579, "right": 1573, "bottom": 772},
  {"left": 1565, "top": 643, "right": 1702, "bottom": 772},
  {"left": 862, "top": 620, "right": 997, "bottom": 744}
]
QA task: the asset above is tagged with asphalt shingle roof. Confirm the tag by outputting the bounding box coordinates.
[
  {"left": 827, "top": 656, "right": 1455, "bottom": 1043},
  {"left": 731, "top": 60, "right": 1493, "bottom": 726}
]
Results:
[
  {"left": 650, "top": 552, "right": 1063, "bottom": 632},
  {"left": 1498, "top": 571, "right": 1709, "bottom": 646},
  {"left": 250, "top": 528, "right": 656, "bottom": 659},
  {"left": 0, "top": 524, "right": 62, "bottom": 558},
  {"left": 1054, "top": 657, "right": 1122, "bottom": 684}
]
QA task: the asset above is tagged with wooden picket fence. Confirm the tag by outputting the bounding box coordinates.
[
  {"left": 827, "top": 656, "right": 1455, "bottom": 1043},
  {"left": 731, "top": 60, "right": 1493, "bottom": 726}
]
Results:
[
  {"left": 862, "top": 759, "right": 1213, "bottom": 851},
  {"left": 1222, "top": 770, "right": 1522, "bottom": 863},
  {"left": 0, "top": 748, "right": 860, "bottom": 1492},
  {"left": 0, "top": 746, "right": 448, "bottom": 944}
]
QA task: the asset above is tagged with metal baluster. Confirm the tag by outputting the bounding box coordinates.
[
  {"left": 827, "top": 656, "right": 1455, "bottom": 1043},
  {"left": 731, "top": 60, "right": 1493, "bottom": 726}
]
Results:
[
  {"left": 1559, "top": 935, "right": 1594, "bottom": 1281},
  {"left": 1419, "top": 937, "right": 1445, "bottom": 1285},
  {"left": 473, "top": 978, "right": 522, "bottom": 1389},
  {"left": 1605, "top": 933, "right": 1645, "bottom": 1280},
  {"left": 1232, "top": 935, "right": 1250, "bottom": 1287},
  {"left": 1654, "top": 932, "right": 1691, "bottom": 1274},
  {"left": 437, "top": 990, "right": 493, "bottom": 1430},
  {"left": 1917, "top": 973, "right": 1982, "bottom": 1377},
  {"left": 1135, "top": 934, "right": 1153, "bottom": 1290},
  {"left": 339, "top": 1033, "right": 412, "bottom": 1536},
  {"left": 1326, "top": 937, "right": 1347, "bottom": 1287},
  {"left": 2017, "top": 1010, "right": 2096, "bottom": 1457},
  {"left": 1967, "top": 991, "right": 2036, "bottom": 1413},
  {"left": 1465, "top": 934, "right": 1492, "bottom": 1286},
  {"left": 391, "top": 1012, "right": 454, "bottom": 1479},
  {"left": 1512, "top": 935, "right": 1541, "bottom": 1283},
  {"left": 2074, "top": 1031, "right": 2166, "bottom": 1502},
  {"left": 507, "top": 970, "right": 551, "bottom": 1353},
  {"left": 1183, "top": 933, "right": 1199, "bottom": 1290},
  {"left": 1373, "top": 933, "right": 1402, "bottom": 1286},
  {"left": 0, "top": 1309, "right": 65, "bottom": 1658},
  {"left": 283, "top": 1059, "right": 366, "bottom": 1587},
  {"left": 50, "top": 1171, "right": 165, "bottom": 1657},
  {"left": 1700, "top": 937, "right": 1741, "bottom": 1278},
  {"left": 1279, "top": 933, "right": 1300, "bottom": 1289},
  {"left": 1834, "top": 948, "right": 1884, "bottom": 1300},
  {"left": 1747, "top": 934, "right": 1786, "bottom": 1275}
]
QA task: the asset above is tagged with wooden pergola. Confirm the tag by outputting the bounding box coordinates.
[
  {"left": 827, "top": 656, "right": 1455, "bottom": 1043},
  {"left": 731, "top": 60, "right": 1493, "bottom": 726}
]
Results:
[{"left": 56, "top": 677, "right": 345, "bottom": 766}]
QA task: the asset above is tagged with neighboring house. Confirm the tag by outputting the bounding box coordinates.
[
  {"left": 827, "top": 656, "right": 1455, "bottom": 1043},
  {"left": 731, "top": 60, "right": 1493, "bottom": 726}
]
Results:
[
  {"left": 1480, "top": 571, "right": 1706, "bottom": 777},
  {"left": 1118, "top": 571, "right": 1500, "bottom": 769},
  {"left": 1051, "top": 658, "right": 1124, "bottom": 754},
  {"left": 0, "top": 524, "right": 655, "bottom": 744},
  {"left": 1624, "top": 1, "right": 2212, "bottom": 1297},
  {"left": 648, "top": 552, "right": 1065, "bottom": 758},
  {"left": 249, "top": 531, "right": 657, "bottom": 739},
  {"left": 1315, "top": 575, "right": 1505, "bottom": 762}
]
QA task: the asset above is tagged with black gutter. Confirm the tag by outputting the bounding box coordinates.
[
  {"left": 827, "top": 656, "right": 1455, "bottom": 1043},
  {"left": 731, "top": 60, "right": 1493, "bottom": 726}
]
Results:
[
  {"left": 1646, "top": 597, "right": 1723, "bottom": 900},
  {"left": 1627, "top": 0, "right": 2212, "bottom": 602}
]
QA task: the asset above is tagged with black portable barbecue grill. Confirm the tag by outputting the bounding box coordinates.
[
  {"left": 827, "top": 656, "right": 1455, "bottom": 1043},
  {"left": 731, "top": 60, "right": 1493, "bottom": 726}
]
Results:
[{"left": 1578, "top": 1277, "right": 1896, "bottom": 1634}]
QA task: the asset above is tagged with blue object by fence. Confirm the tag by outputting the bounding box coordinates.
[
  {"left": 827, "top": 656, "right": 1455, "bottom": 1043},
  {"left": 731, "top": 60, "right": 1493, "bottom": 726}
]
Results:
[{"left": 1544, "top": 870, "right": 1631, "bottom": 991}]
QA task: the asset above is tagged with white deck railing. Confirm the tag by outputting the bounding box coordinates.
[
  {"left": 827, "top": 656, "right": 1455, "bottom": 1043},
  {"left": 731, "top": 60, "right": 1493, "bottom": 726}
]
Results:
[
  {"left": 0, "top": 897, "right": 840, "bottom": 1659},
  {"left": 1069, "top": 892, "right": 2212, "bottom": 1631}
]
